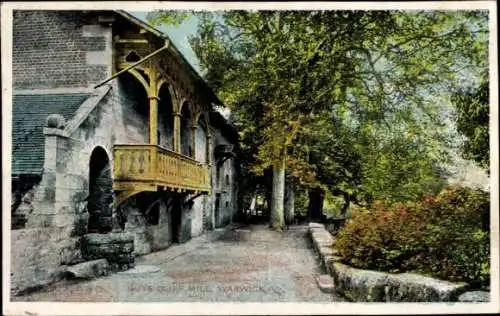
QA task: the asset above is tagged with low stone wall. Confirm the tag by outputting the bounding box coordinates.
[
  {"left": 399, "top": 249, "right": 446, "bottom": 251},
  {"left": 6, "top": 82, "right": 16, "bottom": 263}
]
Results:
[
  {"left": 81, "top": 233, "right": 135, "bottom": 271},
  {"left": 308, "top": 223, "right": 473, "bottom": 302}
]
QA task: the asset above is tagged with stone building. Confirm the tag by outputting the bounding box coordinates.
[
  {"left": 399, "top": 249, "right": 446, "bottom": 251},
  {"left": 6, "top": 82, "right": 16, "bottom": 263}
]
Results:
[{"left": 10, "top": 10, "right": 239, "bottom": 295}]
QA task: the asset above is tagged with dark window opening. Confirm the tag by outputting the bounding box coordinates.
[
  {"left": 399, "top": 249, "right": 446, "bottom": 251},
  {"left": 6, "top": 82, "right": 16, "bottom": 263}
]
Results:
[
  {"left": 125, "top": 51, "right": 141, "bottom": 62},
  {"left": 225, "top": 174, "right": 230, "bottom": 186}
]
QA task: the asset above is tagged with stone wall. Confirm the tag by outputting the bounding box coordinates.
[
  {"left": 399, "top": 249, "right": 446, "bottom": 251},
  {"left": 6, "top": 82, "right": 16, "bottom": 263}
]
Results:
[
  {"left": 13, "top": 10, "right": 111, "bottom": 90},
  {"left": 208, "top": 127, "right": 239, "bottom": 229},
  {"left": 11, "top": 10, "right": 240, "bottom": 296},
  {"left": 307, "top": 223, "right": 471, "bottom": 302},
  {"left": 195, "top": 124, "right": 207, "bottom": 164},
  {"left": 113, "top": 74, "right": 149, "bottom": 145},
  {"left": 122, "top": 195, "right": 173, "bottom": 255},
  {"left": 10, "top": 227, "right": 82, "bottom": 296}
]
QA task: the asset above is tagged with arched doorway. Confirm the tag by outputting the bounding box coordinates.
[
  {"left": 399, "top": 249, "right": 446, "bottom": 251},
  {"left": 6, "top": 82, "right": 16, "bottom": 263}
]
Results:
[{"left": 87, "top": 147, "right": 113, "bottom": 234}]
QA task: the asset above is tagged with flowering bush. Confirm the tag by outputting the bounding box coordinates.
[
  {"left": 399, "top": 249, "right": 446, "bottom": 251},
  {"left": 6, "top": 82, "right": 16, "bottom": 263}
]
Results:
[{"left": 335, "top": 185, "right": 490, "bottom": 285}]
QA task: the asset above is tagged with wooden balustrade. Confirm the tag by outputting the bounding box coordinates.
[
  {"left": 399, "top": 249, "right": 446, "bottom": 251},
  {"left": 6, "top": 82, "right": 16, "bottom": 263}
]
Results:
[{"left": 113, "top": 144, "right": 210, "bottom": 193}]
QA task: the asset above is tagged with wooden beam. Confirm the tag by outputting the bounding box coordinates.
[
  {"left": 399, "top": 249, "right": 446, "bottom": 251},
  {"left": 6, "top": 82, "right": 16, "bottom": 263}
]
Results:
[
  {"left": 115, "top": 39, "right": 149, "bottom": 44},
  {"left": 94, "top": 41, "right": 169, "bottom": 89}
]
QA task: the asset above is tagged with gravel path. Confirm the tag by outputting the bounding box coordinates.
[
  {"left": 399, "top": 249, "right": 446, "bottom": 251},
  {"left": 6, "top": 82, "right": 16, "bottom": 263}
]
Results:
[{"left": 14, "top": 225, "right": 344, "bottom": 302}]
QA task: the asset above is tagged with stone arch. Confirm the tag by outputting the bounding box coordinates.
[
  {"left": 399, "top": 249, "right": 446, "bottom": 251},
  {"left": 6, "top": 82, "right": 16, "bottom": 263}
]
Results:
[{"left": 87, "top": 146, "right": 113, "bottom": 234}]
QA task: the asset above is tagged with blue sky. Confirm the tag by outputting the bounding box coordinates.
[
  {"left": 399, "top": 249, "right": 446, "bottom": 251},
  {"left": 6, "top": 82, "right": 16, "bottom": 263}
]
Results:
[{"left": 129, "top": 11, "right": 202, "bottom": 74}]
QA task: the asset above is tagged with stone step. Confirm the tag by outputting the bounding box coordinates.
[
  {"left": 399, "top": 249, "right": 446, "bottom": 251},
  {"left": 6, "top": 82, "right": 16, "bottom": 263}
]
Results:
[
  {"left": 315, "top": 274, "right": 335, "bottom": 294},
  {"left": 65, "top": 259, "right": 110, "bottom": 279}
]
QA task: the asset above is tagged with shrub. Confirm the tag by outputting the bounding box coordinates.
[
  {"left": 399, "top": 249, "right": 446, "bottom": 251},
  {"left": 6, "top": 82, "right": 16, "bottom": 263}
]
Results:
[{"left": 335, "top": 185, "right": 490, "bottom": 285}]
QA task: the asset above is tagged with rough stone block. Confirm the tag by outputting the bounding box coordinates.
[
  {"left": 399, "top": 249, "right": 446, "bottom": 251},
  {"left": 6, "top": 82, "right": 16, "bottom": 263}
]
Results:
[
  {"left": 458, "top": 291, "right": 490, "bottom": 302},
  {"left": 65, "top": 259, "right": 110, "bottom": 279},
  {"left": 325, "top": 255, "right": 342, "bottom": 274},
  {"left": 316, "top": 274, "right": 335, "bottom": 293},
  {"left": 308, "top": 222, "right": 324, "bottom": 229},
  {"left": 314, "top": 238, "right": 333, "bottom": 250},
  {"left": 386, "top": 273, "right": 469, "bottom": 302},
  {"left": 329, "top": 262, "right": 470, "bottom": 302},
  {"left": 83, "top": 232, "right": 134, "bottom": 244},
  {"left": 58, "top": 238, "right": 83, "bottom": 265},
  {"left": 312, "top": 231, "right": 332, "bottom": 241},
  {"left": 331, "top": 262, "right": 389, "bottom": 302},
  {"left": 81, "top": 232, "right": 135, "bottom": 267},
  {"left": 319, "top": 246, "right": 332, "bottom": 258}
]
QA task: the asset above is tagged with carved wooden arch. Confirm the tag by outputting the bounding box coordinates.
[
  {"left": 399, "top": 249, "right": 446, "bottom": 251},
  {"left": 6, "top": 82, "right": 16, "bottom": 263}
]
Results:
[
  {"left": 178, "top": 98, "right": 195, "bottom": 120},
  {"left": 156, "top": 78, "right": 179, "bottom": 117},
  {"left": 122, "top": 68, "right": 150, "bottom": 96},
  {"left": 157, "top": 78, "right": 178, "bottom": 104},
  {"left": 194, "top": 111, "right": 210, "bottom": 133}
]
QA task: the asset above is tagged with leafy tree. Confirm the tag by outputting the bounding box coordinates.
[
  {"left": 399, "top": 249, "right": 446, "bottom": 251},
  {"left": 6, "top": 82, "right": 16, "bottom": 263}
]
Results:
[
  {"left": 147, "top": 10, "right": 488, "bottom": 228},
  {"left": 452, "top": 74, "right": 490, "bottom": 172},
  {"left": 146, "top": 10, "right": 191, "bottom": 27}
]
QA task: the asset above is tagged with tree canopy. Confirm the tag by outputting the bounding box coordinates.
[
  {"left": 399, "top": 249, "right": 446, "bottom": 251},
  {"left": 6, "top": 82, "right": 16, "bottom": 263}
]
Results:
[
  {"left": 452, "top": 73, "right": 490, "bottom": 172},
  {"left": 147, "top": 10, "right": 489, "bottom": 223}
]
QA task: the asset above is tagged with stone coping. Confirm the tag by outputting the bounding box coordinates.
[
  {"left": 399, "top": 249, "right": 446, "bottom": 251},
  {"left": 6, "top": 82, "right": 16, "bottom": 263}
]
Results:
[
  {"left": 83, "top": 232, "right": 135, "bottom": 244},
  {"left": 307, "top": 222, "right": 473, "bottom": 302}
]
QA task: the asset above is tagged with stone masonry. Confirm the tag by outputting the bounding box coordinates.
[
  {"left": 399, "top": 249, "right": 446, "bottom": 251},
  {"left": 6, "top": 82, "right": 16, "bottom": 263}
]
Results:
[{"left": 10, "top": 10, "right": 240, "bottom": 296}]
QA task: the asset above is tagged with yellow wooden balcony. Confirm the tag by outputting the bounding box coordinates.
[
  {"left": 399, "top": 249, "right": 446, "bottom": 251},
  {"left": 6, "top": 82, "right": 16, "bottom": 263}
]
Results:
[{"left": 113, "top": 144, "right": 210, "bottom": 195}]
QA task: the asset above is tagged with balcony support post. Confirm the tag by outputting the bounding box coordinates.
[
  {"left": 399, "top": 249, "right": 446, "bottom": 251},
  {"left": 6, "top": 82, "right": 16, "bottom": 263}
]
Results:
[
  {"left": 190, "top": 124, "right": 197, "bottom": 159},
  {"left": 149, "top": 96, "right": 159, "bottom": 146},
  {"left": 173, "top": 112, "right": 182, "bottom": 153},
  {"left": 206, "top": 133, "right": 212, "bottom": 165},
  {"left": 146, "top": 70, "right": 160, "bottom": 186},
  {"left": 147, "top": 69, "right": 159, "bottom": 146}
]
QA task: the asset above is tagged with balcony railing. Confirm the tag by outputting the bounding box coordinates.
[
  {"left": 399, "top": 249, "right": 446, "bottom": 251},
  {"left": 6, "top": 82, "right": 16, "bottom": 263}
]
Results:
[{"left": 113, "top": 144, "right": 210, "bottom": 193}]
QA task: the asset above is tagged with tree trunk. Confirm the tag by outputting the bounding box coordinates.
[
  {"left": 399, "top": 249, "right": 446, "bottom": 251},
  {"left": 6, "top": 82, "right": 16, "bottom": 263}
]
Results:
[
  {"left": 284, "top": 182, "right": 295, "bottom": 225},
  {"left": 307, "top": 187, "right": 325, "bottom": 222},
  {"left": 270, "top": 156, "right": 286, "bottom": 231},
  {"left": 249, "top": 192, "right": 257, "bottom": 215}
]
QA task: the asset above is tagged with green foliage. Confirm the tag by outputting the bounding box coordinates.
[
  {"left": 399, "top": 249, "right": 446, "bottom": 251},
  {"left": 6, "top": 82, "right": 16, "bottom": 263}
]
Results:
[
  {"left": 358, "top": 131, "right": 449, "bottom": 203},
  {"left": 148, "top": 10, "right": 489, "bottom": 207},
  {"left": 452, "top": 75, "right": 490, "bottom": 172},
  {"left": 146, "top": 10, "right": 191, "bottom": 27},
  {"left": 335, "top": 185, "right": 490, "bottom": 285}
]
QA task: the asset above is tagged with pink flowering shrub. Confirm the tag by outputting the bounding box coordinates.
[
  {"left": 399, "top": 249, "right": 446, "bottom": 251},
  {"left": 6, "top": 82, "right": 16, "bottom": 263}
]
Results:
[{"left": 335, "top": 185, "right": 490, "bottom": 285}]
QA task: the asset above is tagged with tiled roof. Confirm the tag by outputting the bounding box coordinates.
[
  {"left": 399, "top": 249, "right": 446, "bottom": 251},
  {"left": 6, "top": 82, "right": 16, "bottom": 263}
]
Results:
[{"left": 12, "top": 93, "right": 90, "bottom": 175}]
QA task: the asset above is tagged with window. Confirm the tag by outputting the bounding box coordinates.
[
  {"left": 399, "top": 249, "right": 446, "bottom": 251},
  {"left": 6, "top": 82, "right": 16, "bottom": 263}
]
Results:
[{"left": 225, "top": 174, "right": 230, "bottom": 186}]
